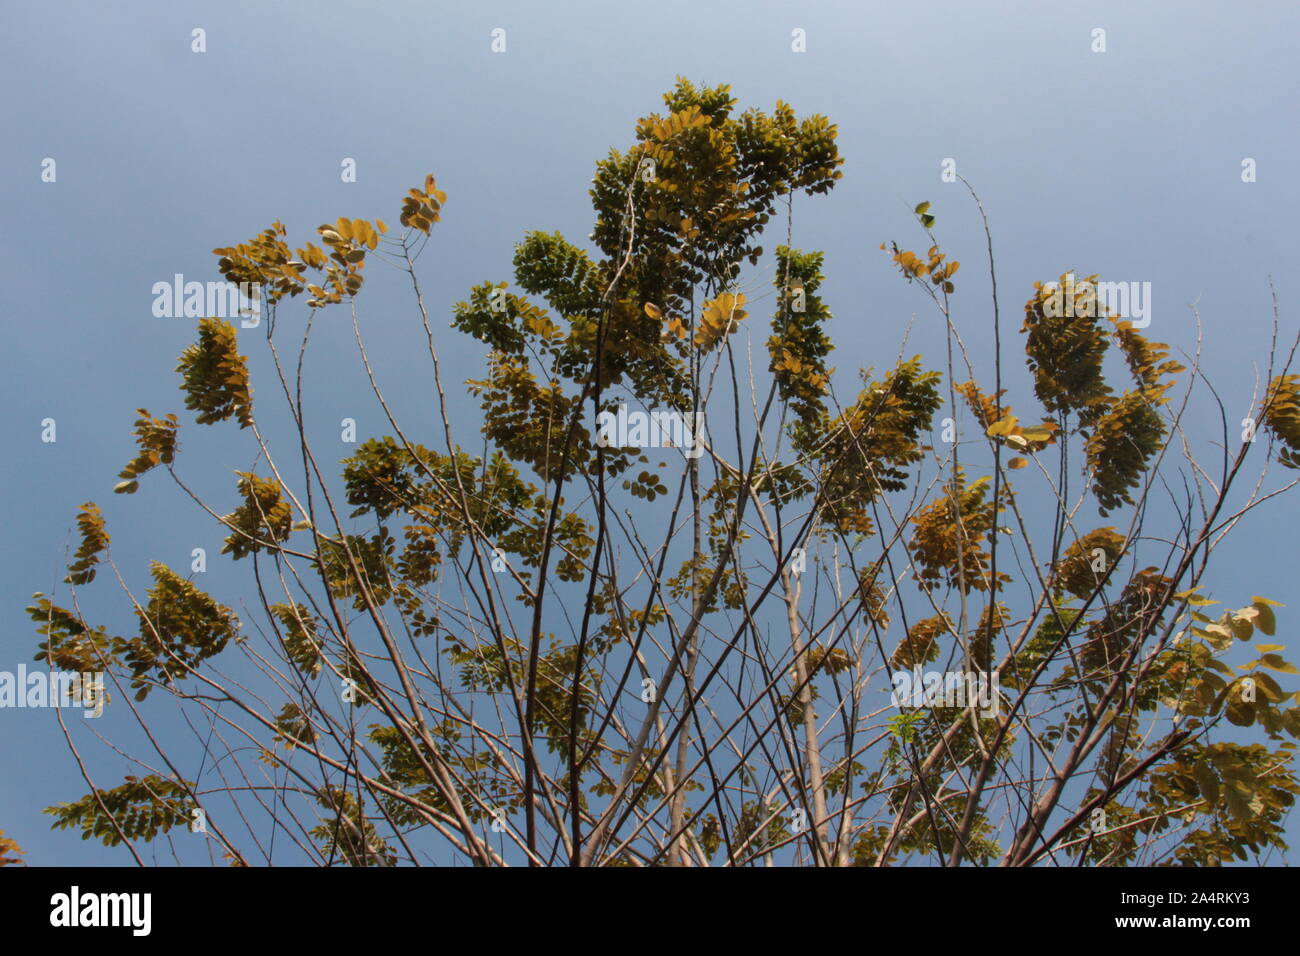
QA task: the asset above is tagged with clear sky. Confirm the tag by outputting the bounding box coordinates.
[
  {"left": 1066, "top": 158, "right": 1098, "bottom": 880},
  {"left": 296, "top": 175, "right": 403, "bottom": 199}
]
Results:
[{"left": 3, "top": 0, "right": 1298, "bottom": 864}]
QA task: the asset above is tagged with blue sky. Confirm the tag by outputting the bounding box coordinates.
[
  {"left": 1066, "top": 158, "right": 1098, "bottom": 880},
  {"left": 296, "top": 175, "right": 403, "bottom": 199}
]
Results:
[{"left": 3, "top": 0, "right": 1299, "bottom": 864}]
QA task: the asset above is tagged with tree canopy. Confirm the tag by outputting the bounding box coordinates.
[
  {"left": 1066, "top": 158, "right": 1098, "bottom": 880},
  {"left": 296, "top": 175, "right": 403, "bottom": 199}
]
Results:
[{"left": 26, "top": 79, "right": 1300, "bottom": 867}]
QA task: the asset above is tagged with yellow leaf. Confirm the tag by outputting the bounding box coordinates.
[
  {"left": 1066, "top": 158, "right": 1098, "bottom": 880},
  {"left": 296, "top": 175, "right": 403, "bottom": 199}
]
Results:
[
  {"left": 1260, "top": 654, "right": 1299, "bottom": 674},
  {"left": 986, "top": 415, "right": 1018, "bottom": 437}
]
